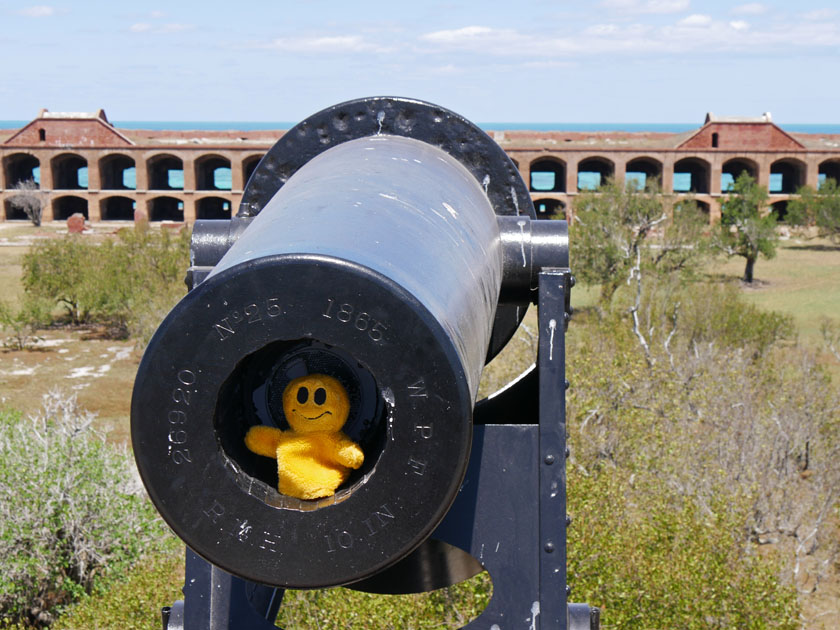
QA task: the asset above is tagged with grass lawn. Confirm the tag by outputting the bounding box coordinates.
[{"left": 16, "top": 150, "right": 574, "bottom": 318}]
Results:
[
  {"left": 711, "top": 237, "right": 840, "bottom": 345},
  {"left": 0, "top": 246, "right": 26, "bottom": 308}
]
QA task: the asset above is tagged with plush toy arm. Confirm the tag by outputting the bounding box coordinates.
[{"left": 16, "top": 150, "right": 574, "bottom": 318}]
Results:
[
  {"left": 336, "top": 438, "right": 364, "bottom": 469},
  {"left": 244, "top": 425, "right": 284, "bottom": 458}
]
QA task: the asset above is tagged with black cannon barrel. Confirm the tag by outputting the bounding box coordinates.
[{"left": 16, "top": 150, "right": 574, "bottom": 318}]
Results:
[
  {"left": 211, "top": 134, "right": 501, "bottom": 399},
  {"left": 131, "top": 97, "right": 567, "bottom": 589}
]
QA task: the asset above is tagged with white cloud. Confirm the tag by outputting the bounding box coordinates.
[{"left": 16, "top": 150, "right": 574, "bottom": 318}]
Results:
[
  {"left": 150, "top": 10, "right": 165, "bottom": 18},
  {"left": 419, "top": 26, "right": 579, "bottom": 56},
  {"left": 130, "top": 22, "right": 193, "bottom": 34},
  {"left": 420, "top": 26, "right": 497, "bottom": 43},
  {"left": 584, "top": 24, "right": 620, "bottom": 36},
  {"left": 17, "top": 5, "right": 54, "bottom": 17},
  {"left": 417, "top": 17, "right": 840, "bottom": 61},
  {"left": 268, "top": 35, "right": 387, "bottom": 54},
  {"left": 600, "top": 0, "right": 690, "bottom": 14},
  {"left": 803, "top": 8, "right": 837, "bottom": 20},
  {"left": 679, "top": 14, "right": 712, "bottom": 26},
  {"left": 732, "top": 3, "right": 767, "bottom": 15},
  {"left": 429, "top": 64, "right": 463, "bottom": 75}
]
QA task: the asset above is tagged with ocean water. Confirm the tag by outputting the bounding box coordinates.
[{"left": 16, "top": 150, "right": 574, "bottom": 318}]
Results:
[{"left": 3, "top": 120, "right": 840, "bottom": 134}]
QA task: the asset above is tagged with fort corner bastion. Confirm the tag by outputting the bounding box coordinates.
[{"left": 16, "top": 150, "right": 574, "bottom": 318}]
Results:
[{"left": 2, "top": 109, "right": 840, "bottom": 224}]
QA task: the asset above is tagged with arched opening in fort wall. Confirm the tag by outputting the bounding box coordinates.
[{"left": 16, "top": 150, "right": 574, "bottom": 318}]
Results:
[
  {"left": 530, "top": 158, "right": 566, "bottom": 193},
  {"left": 195, "top": 155, "right": 232, "bottom": 191},
  {"left": 242, "top": 155, "right": 264, "bottom": 189},
  {"left": 770, "top": 158, "right": 805, "bottom": 194},
  {"left": 100, "top": 154, "right": 136, "bottom": 190},
  {"left": 101, "top": 196, "right": 136, "bottom": 221},
  {"left": 721, "top": 158, "right": 758, "bottom": 191},
  {"left": 3, "top": 153, "right": 41, "bottom": 188},
  {"left": 577, "top": 157, "right": 614, "bottom": 191},
  {"left": 626, "top": 157, "right": 663, "bottom": 190},
  {"left": 197, "top": 196, "right": 232, "bottom": 220},
  {"left": 53, "top": 195, "right": 88, "bottom": 220},
  {"left": 148, "top": 196, "right": 184, "bottom": 222},
  {"left": 533, "top": 198, "right": 566, "bottom": 220},
  {"left": 674, "top": 157, "right": 710, "bottom": 194},
  {"left": 3, "top": 198, "right": 29, "bottom": 221},
  {"left": 770, "top": 200, "right": 789, "bottom": 222},
  {"left": 52, "top": 154, "right": 88, "bottom": 190},
  {"left": 694, "top": 200, "right": 711, "bottom": 216},
  {"left": 675, "top": 197, "right": 710, "bottom": 219},
  {"left": 148, "top": 155, "right": 184, "bottom": 191},
  {"left": 819, "top": 159, "right": 840, "bottom": 188}
]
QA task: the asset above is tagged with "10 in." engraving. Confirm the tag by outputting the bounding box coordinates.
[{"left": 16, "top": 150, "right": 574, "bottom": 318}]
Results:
[{"left": 322, "top": 298, "right": 387, "bottom": 342}]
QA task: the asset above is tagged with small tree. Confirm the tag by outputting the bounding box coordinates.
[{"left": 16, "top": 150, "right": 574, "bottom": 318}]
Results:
[
  {"left": 718, "top": 172, "right": 777, "bottom": 283},
  {"left": 571, "top": 180, "right": 709, "bottom": 305},
  {"left": 786, "top": 178, "right": 840, "bottom": 242},
  {"left": 8, "top": 179, "right": 47, "bottom": 227}
]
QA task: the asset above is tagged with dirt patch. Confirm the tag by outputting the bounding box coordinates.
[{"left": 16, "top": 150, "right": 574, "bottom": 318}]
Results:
[{"left": 0, "top": 327, "right": 140, "bottom": 445}]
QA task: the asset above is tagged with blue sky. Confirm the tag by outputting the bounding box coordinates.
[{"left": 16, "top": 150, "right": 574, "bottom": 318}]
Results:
[{"left": 1, "top": 1, "right": 838, "bottom": 123}]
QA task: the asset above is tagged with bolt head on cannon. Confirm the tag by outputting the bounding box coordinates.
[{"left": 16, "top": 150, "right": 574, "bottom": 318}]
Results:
[{"left": 131, "top": 97, "right": 568, "bottom": 589}]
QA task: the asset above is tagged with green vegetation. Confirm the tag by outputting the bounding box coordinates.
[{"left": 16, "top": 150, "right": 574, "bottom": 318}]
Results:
[
  {"left": 276, "top": 573, "right": 492, "bottom": 630},
  {"left": 712, "top": 238, "right": 840, "bottom": 345},
  {"left": 50, "top": 550, "right": 183, "bottom": 630},
  {"left": 717, "top": 172, "right": 778, "bottom": 283},
  {"left": 0, "top": 393, "right": 173, "bottom": 628},
  {"left": 0, "top": 297, "right": 51, "bottom": 351},
  {"left": 572, "top": 181, "right": 709, "bottom": 305},
  {"left": 787, "top": 178, "right": 840, "bottom": 242},
  {"left": 20, "top": 226, "right": 190, "bottom": 342},
  {"left": 565, "top": 281, "right": 836, "bottom": 628},
  {"left": 570, "top": 469, "right": 798, "bottom": 629},
  {"left": 1, "top": 210, "right": 838, "bottom": 628},
  {"left": 564, "top": 185, "right": 839, "bottom": 627}
]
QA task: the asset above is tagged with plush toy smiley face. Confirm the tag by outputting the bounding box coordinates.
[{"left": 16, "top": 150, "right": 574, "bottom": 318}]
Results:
[{"left": 282, "top": 373, "right": 350, "bottom": 433}]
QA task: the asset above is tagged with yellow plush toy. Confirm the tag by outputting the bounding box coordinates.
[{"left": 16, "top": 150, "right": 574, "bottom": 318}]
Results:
[{"left": 244, "top": 374, "right": 364, "bottom": 500}]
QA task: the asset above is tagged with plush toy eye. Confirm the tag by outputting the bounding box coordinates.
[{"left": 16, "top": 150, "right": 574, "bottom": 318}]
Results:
[
  {"left": 314, "top": 388, "right": 327, "bottom": 405},
  {"left": 296, "top": 387, "right": 309, "bottom": 404}
]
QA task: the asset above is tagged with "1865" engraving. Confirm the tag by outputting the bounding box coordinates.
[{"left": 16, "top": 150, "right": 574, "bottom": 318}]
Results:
[{"left": 322, "top": 298, "right": 387, "bottom": 342}]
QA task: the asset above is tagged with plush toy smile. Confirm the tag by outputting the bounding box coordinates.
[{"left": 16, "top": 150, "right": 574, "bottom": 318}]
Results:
[
  {"left": 244, "top": 374, "right": 365, "bottom": 500},
  {"left": 299, "top": 411, "right": 330, "bottom": 420}
]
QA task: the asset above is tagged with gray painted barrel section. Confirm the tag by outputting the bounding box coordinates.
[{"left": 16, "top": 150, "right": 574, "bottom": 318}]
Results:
[{"left": 213, "top": 134, "right": 502, "bottom": 401}]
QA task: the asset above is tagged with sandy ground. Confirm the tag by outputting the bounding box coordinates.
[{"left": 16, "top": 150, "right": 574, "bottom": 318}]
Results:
[{"left": 0, "top": 328, "right": 140, "bottom": 444}]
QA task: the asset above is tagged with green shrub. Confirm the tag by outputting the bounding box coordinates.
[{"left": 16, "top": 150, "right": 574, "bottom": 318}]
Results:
[
  {"left": 0, "top": 393, "right": 171, "bottom": 627},
  {"left": 21, "top": 227, "right": 190, "bottom": 342},
  {"left": 277, "top": 572, "right": 491, "bottom": 630},
  {"left": 568, "top": 467, "right": 799, "bottom": 630},
  {"left": 51, "top": 548, "right": 182, "bottom": 630},
  {"left": 609, "top": 278, "right": 794, "bottom": 356},
  {"left": 0, "top": 298, "right": 52, "bottom": 351},
  {"left": 565, "top": 283, "right": 838, "bottom": 627}
]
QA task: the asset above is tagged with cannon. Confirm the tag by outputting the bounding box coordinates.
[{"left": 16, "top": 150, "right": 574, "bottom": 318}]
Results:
[{"left": 131, "top": 97, "right": 598, "bottom": 629}]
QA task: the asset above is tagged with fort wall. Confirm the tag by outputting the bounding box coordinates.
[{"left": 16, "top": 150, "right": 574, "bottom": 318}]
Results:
[{"left": 2, "top": 110, "right": 840, "bottom": 224}]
